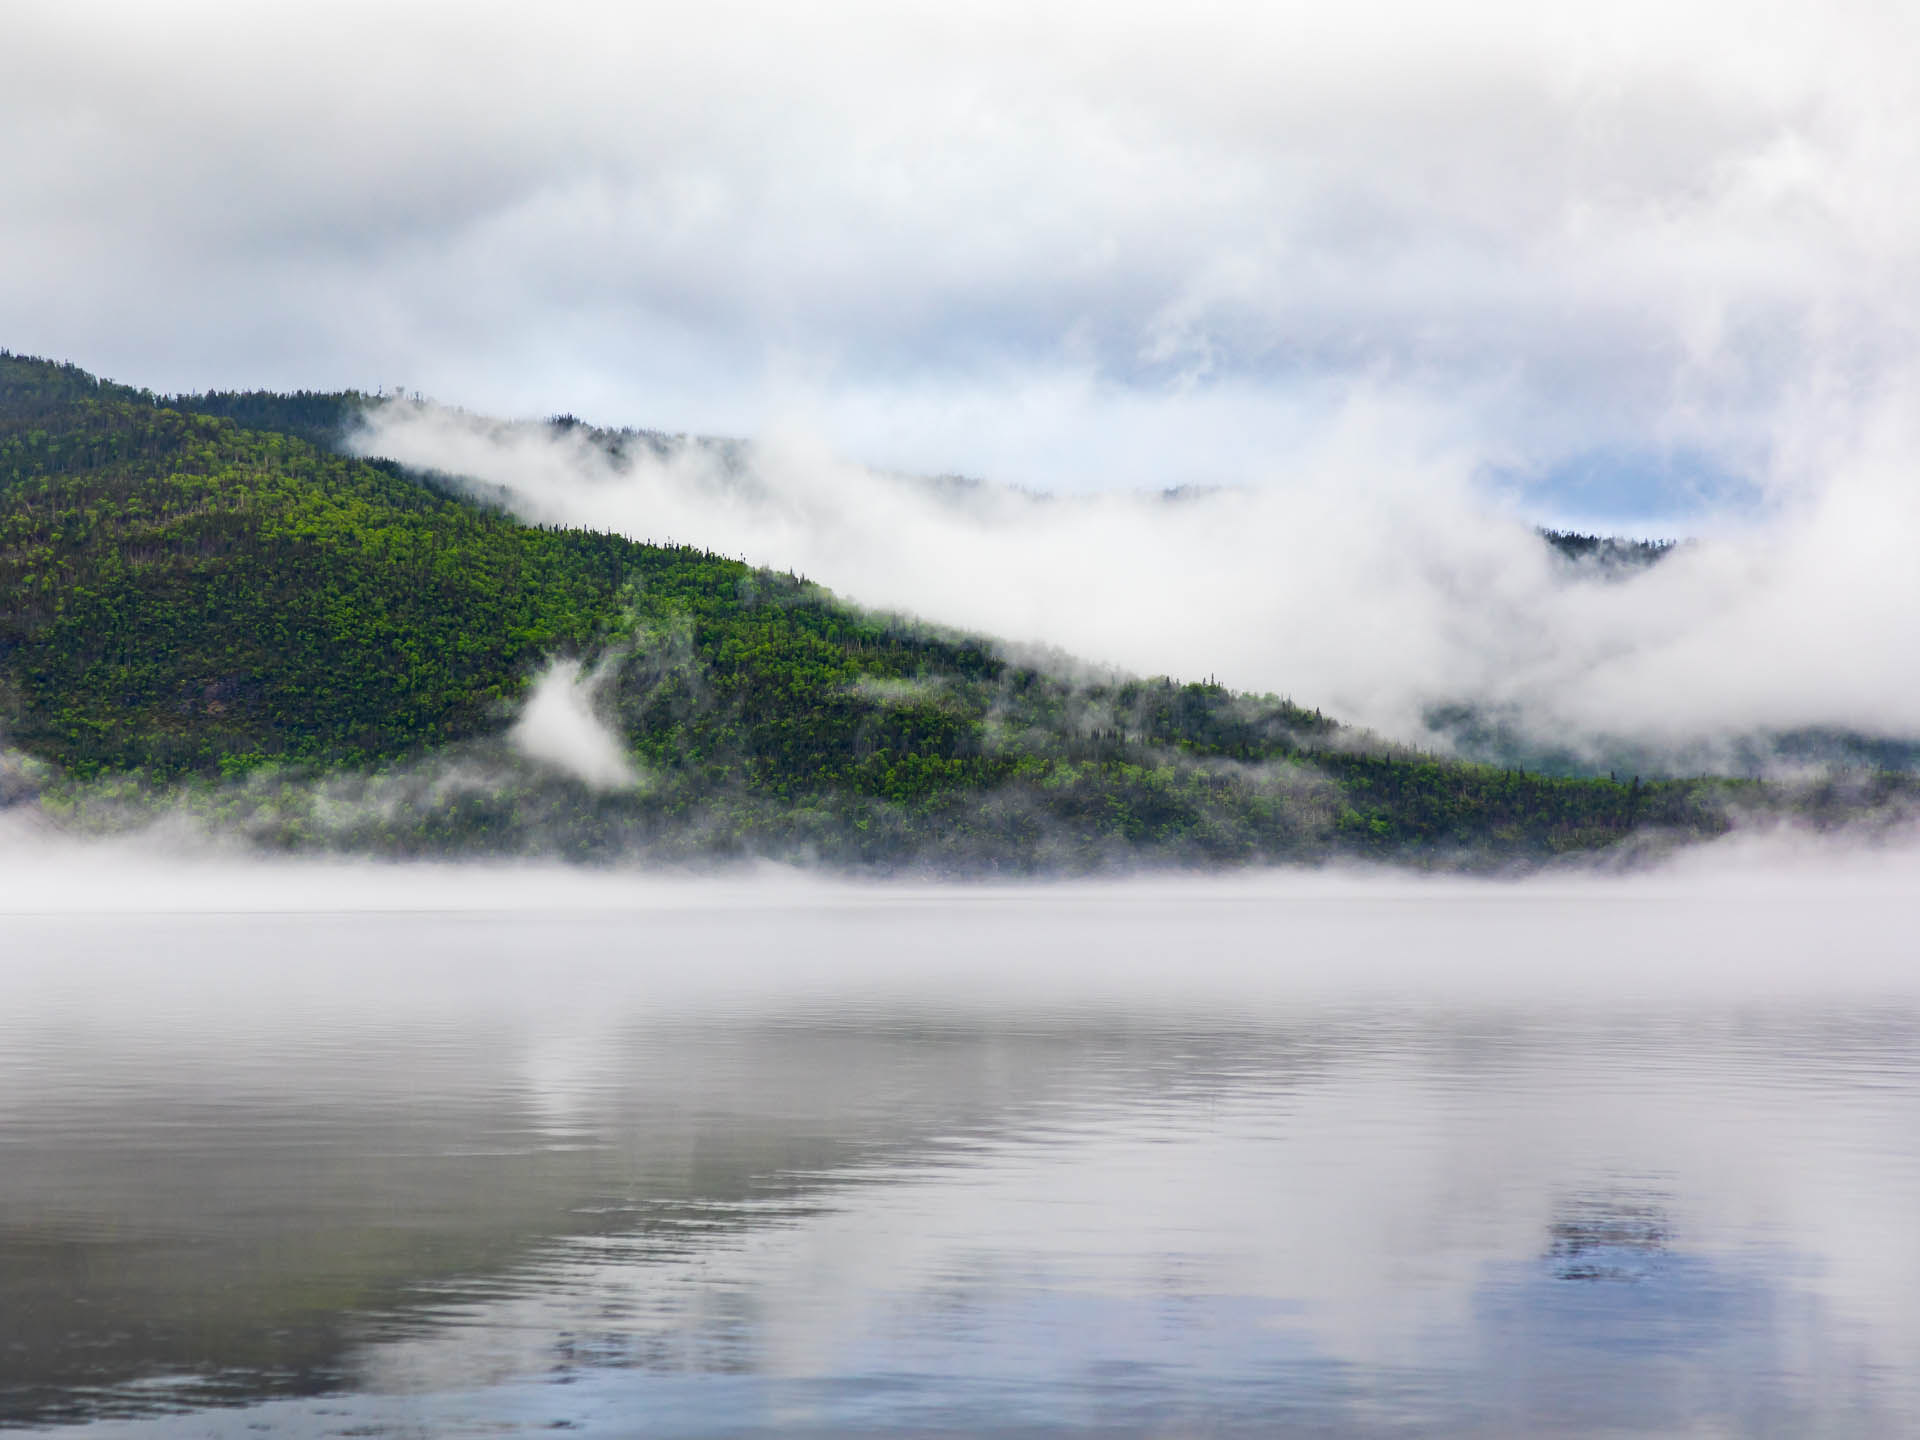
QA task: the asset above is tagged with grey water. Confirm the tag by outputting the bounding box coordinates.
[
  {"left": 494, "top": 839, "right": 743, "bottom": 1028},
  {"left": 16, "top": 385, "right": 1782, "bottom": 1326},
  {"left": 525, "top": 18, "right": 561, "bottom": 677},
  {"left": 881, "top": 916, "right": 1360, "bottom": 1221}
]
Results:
[{"left": 4, "top": 870, "right": 1920, "bottom": 1437}]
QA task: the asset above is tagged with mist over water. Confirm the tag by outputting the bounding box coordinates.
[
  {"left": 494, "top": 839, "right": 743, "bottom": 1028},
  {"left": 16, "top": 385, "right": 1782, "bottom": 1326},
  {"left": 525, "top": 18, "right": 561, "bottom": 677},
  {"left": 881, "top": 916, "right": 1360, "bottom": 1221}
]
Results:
[{"left": 4, "top": 856, "right": 1920, "bottom": 1436}]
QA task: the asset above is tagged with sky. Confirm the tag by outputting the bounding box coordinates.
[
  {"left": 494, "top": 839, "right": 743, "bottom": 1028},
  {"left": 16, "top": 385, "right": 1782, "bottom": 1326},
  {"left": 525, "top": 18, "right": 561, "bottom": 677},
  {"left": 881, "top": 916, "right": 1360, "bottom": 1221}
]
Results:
[{"left": 6, "top": 0, "right": 1919, "bottom": 519}]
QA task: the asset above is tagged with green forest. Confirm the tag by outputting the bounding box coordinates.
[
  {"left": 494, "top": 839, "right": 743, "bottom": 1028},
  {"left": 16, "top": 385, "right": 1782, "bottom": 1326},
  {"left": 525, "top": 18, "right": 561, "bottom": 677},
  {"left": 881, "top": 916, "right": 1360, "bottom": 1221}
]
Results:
[{"left": 1, "top": 350, "right": 1903, "bottom": 870}]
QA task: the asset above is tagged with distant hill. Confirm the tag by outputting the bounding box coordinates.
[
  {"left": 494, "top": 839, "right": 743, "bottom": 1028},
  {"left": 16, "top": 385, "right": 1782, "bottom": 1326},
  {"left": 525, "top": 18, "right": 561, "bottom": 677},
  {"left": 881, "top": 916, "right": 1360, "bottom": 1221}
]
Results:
[{"left": 3, "top": 349, "right": 1880, "bottom": 870}]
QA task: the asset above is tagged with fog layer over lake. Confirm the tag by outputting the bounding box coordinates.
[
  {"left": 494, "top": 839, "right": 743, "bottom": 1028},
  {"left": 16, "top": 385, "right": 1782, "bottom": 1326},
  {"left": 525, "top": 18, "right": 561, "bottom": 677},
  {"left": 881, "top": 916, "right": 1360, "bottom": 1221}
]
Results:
[{"left": 3, "top": 847, "right": 1919, "bottom": 1436}]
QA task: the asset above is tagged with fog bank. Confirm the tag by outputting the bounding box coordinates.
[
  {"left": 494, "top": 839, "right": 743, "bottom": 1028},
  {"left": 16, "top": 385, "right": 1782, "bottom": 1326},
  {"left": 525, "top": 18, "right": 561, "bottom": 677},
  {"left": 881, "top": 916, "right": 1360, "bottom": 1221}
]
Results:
[
  {"left": 5, "top": 800, "right": 1918, "bottom": 933},
  {"left": 354, "top": 394, "right": 1920, "bottom": 766}
]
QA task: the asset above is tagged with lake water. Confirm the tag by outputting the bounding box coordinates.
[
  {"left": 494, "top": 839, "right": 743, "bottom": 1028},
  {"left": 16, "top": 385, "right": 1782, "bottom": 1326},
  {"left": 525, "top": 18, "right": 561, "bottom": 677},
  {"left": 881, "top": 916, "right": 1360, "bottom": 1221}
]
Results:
[{"left": 3, "top": 857, "right": 1920, "bottom": 1437}]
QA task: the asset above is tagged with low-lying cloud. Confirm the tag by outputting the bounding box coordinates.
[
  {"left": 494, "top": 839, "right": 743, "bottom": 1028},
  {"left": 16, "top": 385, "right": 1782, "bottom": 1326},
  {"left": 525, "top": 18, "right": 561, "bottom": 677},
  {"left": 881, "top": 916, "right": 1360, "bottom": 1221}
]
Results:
[{"left": 353, "top": 390, "right": 1920, "bottom": 768}]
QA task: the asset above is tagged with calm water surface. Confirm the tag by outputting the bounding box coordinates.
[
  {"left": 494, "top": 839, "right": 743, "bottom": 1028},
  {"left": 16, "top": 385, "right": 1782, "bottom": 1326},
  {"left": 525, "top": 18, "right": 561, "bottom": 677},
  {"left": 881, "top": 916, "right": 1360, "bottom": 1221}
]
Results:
[{"left": 2, "top": 875, "right": 1919, "bottom": 1437}]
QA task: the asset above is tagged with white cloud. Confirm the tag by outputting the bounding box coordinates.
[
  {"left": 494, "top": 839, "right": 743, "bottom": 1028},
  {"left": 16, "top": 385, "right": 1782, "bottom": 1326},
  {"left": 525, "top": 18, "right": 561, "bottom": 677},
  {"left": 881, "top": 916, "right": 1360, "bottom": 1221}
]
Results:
[
  {"left": 354, "top": 383, "right": 1920, "bottom": 755},
  {"left": 3, "top": 0, "right": 1917, "bottom": 500},
  {"left": 508, "top": 658, "right": 641, "bottom": 790}
]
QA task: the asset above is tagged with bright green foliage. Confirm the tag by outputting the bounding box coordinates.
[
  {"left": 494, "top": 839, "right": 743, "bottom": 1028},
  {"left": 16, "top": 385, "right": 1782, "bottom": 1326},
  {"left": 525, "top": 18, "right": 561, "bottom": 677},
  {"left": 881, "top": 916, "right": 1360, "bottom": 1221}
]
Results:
[
  {"left": 0, "top": 351, "right": 1740, "bottom": 869},
  {"left": 166, "top": 388, "right": 371, "bottom": 454},
  {"left": 0, "top": 385, "right": 629, "bottom": 773}
]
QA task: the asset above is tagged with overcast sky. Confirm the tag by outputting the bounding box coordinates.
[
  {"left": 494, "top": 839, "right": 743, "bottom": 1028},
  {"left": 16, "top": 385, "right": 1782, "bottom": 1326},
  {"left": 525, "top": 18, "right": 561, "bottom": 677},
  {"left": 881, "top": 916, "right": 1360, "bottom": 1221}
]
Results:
[{"left": 6, "top": 0, "right": 1917, "bottom": 518}]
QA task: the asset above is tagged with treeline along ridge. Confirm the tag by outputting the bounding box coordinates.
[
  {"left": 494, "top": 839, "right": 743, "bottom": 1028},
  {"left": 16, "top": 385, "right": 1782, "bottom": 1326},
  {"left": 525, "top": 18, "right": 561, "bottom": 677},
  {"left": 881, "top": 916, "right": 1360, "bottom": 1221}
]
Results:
[{"left": 0, "top": 350, "right": 1830, "bottom": 868}]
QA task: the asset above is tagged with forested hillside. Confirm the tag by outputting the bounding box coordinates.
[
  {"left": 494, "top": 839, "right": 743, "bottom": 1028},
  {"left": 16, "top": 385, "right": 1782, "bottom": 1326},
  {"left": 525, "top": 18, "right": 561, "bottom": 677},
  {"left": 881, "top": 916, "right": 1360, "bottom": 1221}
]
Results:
[
  {"left": 1539, "top": 528, "right": 1676, "bottom": 570},
  {"left": 0, "top": 351, "right": 1779, "bottom": 868}
]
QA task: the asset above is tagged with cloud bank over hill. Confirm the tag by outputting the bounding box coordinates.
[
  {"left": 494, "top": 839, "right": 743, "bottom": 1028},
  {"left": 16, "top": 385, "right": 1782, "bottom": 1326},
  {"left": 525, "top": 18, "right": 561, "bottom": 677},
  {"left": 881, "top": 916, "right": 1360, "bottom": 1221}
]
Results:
[
  {"left": 5, "top": 0, "right": 1919, "bottom": 511},
  {"left": 354, "top": 390, "right": 1920, "bottom": 768}
]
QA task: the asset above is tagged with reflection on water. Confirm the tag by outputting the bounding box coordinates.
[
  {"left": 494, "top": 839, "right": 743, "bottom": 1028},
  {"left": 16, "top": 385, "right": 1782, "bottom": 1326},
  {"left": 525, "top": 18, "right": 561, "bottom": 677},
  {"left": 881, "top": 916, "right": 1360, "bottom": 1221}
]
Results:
[
  {"left": 1547, "top": 1192, "right": 1674, "bottom": 1283},
  {"left": 2, "top": 883, "right": 1919, "bottom": 1436}
]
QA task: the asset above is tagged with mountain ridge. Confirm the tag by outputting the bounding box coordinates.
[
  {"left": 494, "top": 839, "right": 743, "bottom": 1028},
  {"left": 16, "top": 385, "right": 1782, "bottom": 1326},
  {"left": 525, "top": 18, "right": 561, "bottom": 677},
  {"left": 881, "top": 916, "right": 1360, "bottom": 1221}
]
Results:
[{"left": 3, "top": 349, "right": 1897, "bottom": 871}]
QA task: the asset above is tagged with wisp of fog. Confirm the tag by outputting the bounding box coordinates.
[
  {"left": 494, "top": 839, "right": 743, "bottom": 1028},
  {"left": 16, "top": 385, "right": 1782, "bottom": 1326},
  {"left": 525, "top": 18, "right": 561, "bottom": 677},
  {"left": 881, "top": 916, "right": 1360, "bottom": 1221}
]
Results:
[{"left": 509, "top": 658, "right": 642, "bottom": 791}]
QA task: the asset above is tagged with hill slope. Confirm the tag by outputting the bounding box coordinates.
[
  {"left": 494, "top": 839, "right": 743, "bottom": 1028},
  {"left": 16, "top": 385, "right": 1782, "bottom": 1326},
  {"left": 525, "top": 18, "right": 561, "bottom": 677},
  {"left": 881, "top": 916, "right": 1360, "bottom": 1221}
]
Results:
[{"left": 0, "top": 351, "right": 1758, "bottom": 868}]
